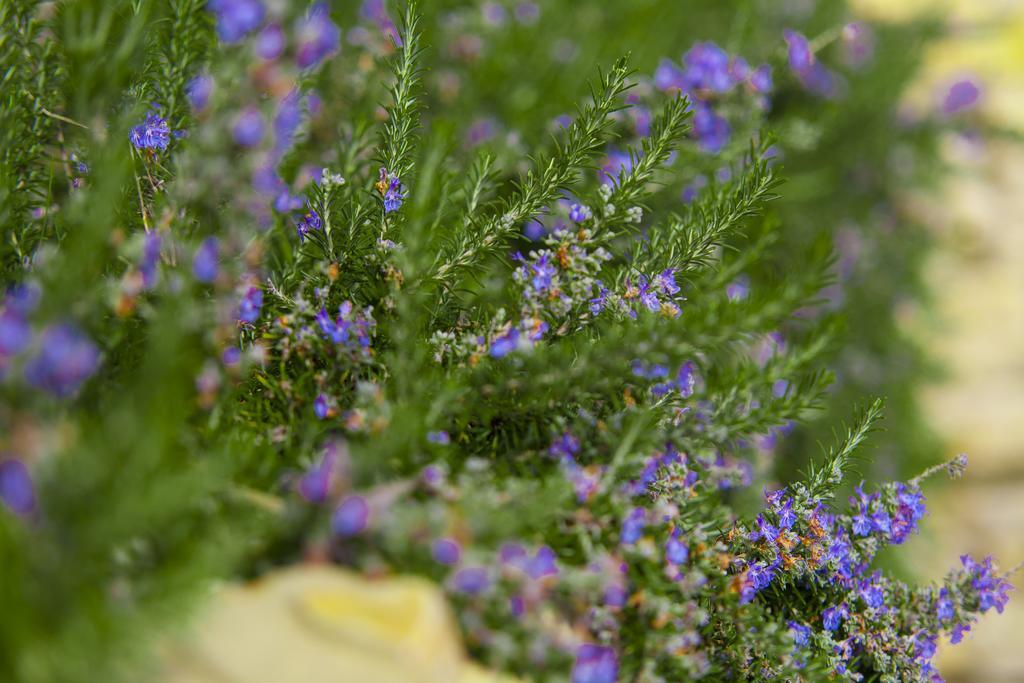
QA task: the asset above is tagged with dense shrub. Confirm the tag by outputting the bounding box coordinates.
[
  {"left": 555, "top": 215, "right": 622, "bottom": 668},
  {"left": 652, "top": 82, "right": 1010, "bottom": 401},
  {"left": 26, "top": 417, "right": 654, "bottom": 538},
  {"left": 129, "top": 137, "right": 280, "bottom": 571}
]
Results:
[{"left": 0, "top": 1, "right": 1009, "bottom": 681}]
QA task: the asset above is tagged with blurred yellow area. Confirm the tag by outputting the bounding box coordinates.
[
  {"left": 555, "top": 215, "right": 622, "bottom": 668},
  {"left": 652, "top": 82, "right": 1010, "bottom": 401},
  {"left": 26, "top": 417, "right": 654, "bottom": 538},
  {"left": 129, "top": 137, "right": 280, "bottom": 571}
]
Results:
[
  {"left": 854, "top": 0, "right": 1024, "bottom": 128},
  {"left": 858, "top": 0, "right": 1024, "bottom": 681},
  {"left": 157, "top": 565, "right": 521, "bottom": 683}
]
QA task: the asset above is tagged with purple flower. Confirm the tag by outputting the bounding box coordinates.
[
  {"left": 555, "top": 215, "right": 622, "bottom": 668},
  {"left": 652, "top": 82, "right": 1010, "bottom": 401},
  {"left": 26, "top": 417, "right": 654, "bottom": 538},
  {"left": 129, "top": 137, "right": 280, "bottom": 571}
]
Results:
[
  {"left": 0, "top": 458, "right": 35, "bottom": 517},
  {"left": 432, "top": 538, "right": 461, "bottom": 566},
  {"left": 192, "top": 237, "right": 219, "bottom": 283},
  {"left": 859, "top": 574, "right": 885, "bottom": 610},
  {"left": 297, "top": 447, "right": 338, "bottom": 503},
  {"left": 692, "top": 102, "right": 730, "bottom": 154},
  {"left": 332, "top": 495, "right": 369, "bottom": 536},
  {"left": 186, "top": 74, "right": 213, "bottom": 111},
  {"left": 589, "top": 283, "right": 609, "bottom": 315},
  {"left": 0, "top": 307, "right": 32, "bottom": 358},
  {"left": 569, "top": 203, "right": 592, "bottom": 223},
  {"left": 776, "top": 497, "right": 796, "bottom": 529},
  {"left": 749, "top": 64, "right": 772, "bottom": 93},
  {"left": 527, "top": 545, "right": 559, "bottom": 579},
  {"left": 822, "top": 603, "right": 848, "bottom": 632},
  {"left": 784, "top": 29, "right": 814, "bottom": 73},
  {"left": 673, "top": 361, "right": 697, "bottom": 396},
  {"left": 571, "top": 644, "right": 618, "bottom": 683},
  {"left": 962, "top": 555, "right": 1013, "bottom": 614},
  {"left": 655, "top": 268, "right": 680, "bottom": 295},
  {"left": 427, "top": 431, "right": 450, "bottom": 445},
  {"left": 636, "top": 276, "right": 660, "bottom": 312},
  {"left": 233, "top": 107, "right": 264, "bottom": 147},
  {"left": 314, "top": 393, "right": 329, "bottom": 419},
  {"left": 24, "top": 324, "right": 100, "bottom": 397},
  {"left": 683, "top": 41, "right": 735, "bottom": 93},
  {"left": 942, "top": 79, "right": 981, "bottom": 115},
  {"left": 295, "top": 210, "right": 323, "bottom": 242},
  {"left": 772, "top": 379, "right": 789, "bottom": 398},
  {"left": 548, "top": 436, "right": 581, "bottom": 462},
  {"left": 296, "top": 2, "right": 340, "bottom": 69},
  {"left": 621, "top": 507, "right": 646, "bottom": 545},
  {"left": 452, "top": 566, "right": 490, "bottom": 595},
  {"left": 604, "top": 582, "right": 627, "bottom": 608},
  {"left": 139, "top": 232, "right": 162, "bottom": 288},
  {"left": 129, "top": 110, "right": 172, "bottom": 151},
  {"left": 665, "top": 529, "right": 689, "bottom": 566},
  {"left": 489, "top": 327, "right": 520, "bottom": 358},
  {"left": 788, "top": 621, "right": 811, "bottom": 648},
  {"left": 208, "top": 0, "right": 265, "bottom": 44},
  {"left": 936, "top": 588, "right": 955, "bottom": 622},
  {"left": 951, "top": 622, "right": 971, "bottom": 644},
  {"left": 481, "top": 1, "right": 507, "bottom": 26},
  {"left": 465, "top": 117, "right": 498, "bottom": 147},
  {"left": 256, "top": 23, "right": 285, "bottom": 60},
  {"left": 654, "top": 58, "right": 686, "bottom": 91},
  {"left": 382, "top": 177, "right": 406, "bottom": 214},
  {"left": 237, "top": 286, "right": 263, "bottom": 324}
]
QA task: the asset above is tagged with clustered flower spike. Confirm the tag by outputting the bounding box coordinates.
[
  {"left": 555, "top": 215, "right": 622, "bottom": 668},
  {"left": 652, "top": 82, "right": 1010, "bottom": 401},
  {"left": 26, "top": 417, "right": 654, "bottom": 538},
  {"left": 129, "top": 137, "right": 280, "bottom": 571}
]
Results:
[
  {"left": 315, "top": 301, "right": 376, "bottom": 353},
  {"left": 653, "top": 40, "right": 771, "bottom": 153},
  {"left": 129, "top": 109, "right": 176, "bottom": 151},
  {"left": 376, "top": 167, "right": 407, "bottom": 214},
  {"left": 295, "top": 209, "right": 323, "bottom": 242}
]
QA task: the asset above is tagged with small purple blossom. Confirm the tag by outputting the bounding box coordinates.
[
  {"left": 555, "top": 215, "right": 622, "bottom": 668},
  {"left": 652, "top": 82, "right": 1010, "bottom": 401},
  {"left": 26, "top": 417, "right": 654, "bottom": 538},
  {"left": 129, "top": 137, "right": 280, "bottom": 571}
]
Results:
[
  {"left": 788, "top": 620, "right": 811, "bottom": 648},
  {"left": 569, "top": 203, "right": 592, "bottom": 223},
  {"left": 432, "top": 538, "right": 462, "bottom": 566},
  {"left": 332, "top": 495, "right": 369, "bottom": 536},
  {"left": 942, "top": 79, "right": 981, "bottom": 115},
  {"left": 192, "top": 237, "right": 219, "bottom": 283},
  {"left": 237, "top": 286, "right": 263, "bottom": 324},
  {"left": 571, "top": 644, "right": 619, "bottom": 683},
  {"left": 377, "top": 168, "right": 407, "bottom": 214},
  {"left": 314, "top": 393, "right": 329, "bottom": 419},
  {"left": 24, "top": 324, "right": 100, "bottom": 397},
  {"left": 129, "top": 111, "right": 172, "bottom": 151},
  {"left": 452, "top": 566, "right": 490, "bottom": 595},
  {"left": 427, "top": 430, "right": 450, "bottom": 445},
  {"left": 692, "top": 101, "right": 730, "bottom": 154},
  {"left": 186, "top": 74, "right": 213, "bottom": 111},
  {"left": 962, "top": 555, "right": 1013, "bottom": 614},
  {"left": 784, "top": 29, "right": 814, "bottom": 73},
  {"left": 527, "top": 545, "right": 559, "bottom": 579},
  {"left": 621, "top": 507, "right": 646, "bottom": 545},
  {"left": 208, "top": 0, "right": 265, "bottom": 44},
  {"left": 489, "top": 327, "right": 520, "bottom": 358},
  {"left": 297, "top": 447, "right": 338, "bottom": 503},
  {"left": 296, "top": 2, "right": 340, "bottom": 69},
  {"left": 0, "top": 459, "right": 35, "bottom": 517},
  {"left": 233, "top": 107, "right": 264, "bottom": 147},
  {"left": 255, "top": 23, "right": 285, "bottom": 60},
  {"left": 295, "top": 210, "right": 323, "bottom": 242},
  {"left": 822, "top": 603, "right": 848, "bottom": 632},
  {"left": 665, "top": 529, "right": 689, "bottom": 566}
]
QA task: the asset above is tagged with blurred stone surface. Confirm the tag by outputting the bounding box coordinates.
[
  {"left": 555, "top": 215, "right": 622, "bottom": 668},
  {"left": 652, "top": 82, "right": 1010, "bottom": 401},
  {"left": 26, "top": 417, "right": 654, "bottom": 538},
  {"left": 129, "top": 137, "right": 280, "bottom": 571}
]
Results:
[
  {"left": 155, "top": 565, "right": 520, "bottom": 683},
  {"left": 858, "top": 1, "right": 1024, "bottom": 680}
]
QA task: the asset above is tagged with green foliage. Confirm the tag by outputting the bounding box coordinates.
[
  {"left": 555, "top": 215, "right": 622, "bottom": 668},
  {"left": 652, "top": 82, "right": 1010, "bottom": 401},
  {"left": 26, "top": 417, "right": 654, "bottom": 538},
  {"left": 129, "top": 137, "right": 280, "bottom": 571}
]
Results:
[{"left": 0, "top": 2, "right": 1004, "bottom": 683}]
